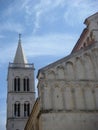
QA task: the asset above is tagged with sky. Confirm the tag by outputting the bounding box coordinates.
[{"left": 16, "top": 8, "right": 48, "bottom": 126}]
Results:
[{"left": 0, "top": 0, "right": 98, "bottom": 130}]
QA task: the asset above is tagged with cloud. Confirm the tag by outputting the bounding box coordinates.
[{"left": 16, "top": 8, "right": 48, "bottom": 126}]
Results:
[
  {"left": 0, "top": 33, "right": 77, "bottom": 65},
  {"left": 2, "top": 0, "right": 28, "bottom": 16},
  {"left": 33, "top": 0, "right": 65, "bottom": 33},
  {"left": 1, "top": 0, "right": 38, "bottom": 33},
  {"left": 63, "top": 0, "right": 98, "bottom": 26},
  {"left": 27, "top": 0, "right": 97, "bottom": 33},
  {"left": 23, "top": 33, "right": 77, "bottom": 57},
  {"left": 1, "top": 0, "right": 97, "bottom": 34},
  {"left": 0, "top": 22, "right": 24, "bottom": 33}
]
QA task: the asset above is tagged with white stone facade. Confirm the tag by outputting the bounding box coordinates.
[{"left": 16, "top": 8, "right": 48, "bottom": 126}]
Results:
[
  {"left": 24, "top": 12, "right": 98, "bottom": 130},
  {"left": 37, "top": 45, "right": 98, "bottom": 130}
]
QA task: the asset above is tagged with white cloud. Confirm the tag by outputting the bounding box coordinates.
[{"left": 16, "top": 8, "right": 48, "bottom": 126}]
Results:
[
  {"left": 1, "top": 0, "right": 97, "bottom": 33},
  {"left": 0, "top": 33, "right": 77, "bottom": 64},
  {"left": 23, "top": 33, "right": 77, "bottom": 57},
  {"left": 2, "top": 0, "right": 31, "bottom": 16},
  {"left": 28, "top": 0, "right": 97, "bottom": 33},
  {"left": 33, "top": 0, "right": 65, "bottom": 33},
  {"left": 0, "top": 22, "right": 24, "bottom": 33},
  {"left": 64, "top": 0, "right": 98, "bottom": 26}
]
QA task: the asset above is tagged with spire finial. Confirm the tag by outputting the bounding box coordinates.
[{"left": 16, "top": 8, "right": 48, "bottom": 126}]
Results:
[{"left": 19, "top": 33, "right": 21, "bottom": 43}]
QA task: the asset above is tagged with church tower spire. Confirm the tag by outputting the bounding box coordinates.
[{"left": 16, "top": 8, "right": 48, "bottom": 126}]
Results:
[
  {"left": 14, "top": 34, "right": 28, "bottom": 64},
  {"left": 6, "top": 35, "right": 35, "bottom": 130}
]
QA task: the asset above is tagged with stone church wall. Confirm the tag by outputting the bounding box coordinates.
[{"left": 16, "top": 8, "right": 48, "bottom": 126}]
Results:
[
  {"left": 25, "top": 13, "right": 98, "bottom": 130},
  {"left": 38, "top": 43, "right": 98, "bottom": 111},
  {"left": 41, "top": 81, "right": 98, "bottom": 111},
  {"left": 39, "top": 112, "right": 98, "bottom": 130},
  {"left": 37, "top": 42, "right": 98, "bottom": 130}
]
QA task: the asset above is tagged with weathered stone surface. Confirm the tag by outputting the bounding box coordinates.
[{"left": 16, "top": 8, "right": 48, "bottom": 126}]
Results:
[{"left": 25, "top": 12, "right": 98, "bottom": 130}]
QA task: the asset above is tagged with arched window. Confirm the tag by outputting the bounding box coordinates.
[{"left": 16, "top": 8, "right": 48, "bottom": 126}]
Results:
[
  {"left": 23, "top": 77, "right": 29, "bottom": 91},
  {"left": 14, "top": 77, "right": 20, "bottom": 91},
  {"left": 24, "top": 102, "right": 30, "bottom": 117},
  {"left": 14, "top": 102, "right": 20, "bottom": 117}
]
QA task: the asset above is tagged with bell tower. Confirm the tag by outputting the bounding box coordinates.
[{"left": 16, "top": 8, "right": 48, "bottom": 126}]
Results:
[{"left": 6, "top": 34, "right": 35, "bottom": 130}]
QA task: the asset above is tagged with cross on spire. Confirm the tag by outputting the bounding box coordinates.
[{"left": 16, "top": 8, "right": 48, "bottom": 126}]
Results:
[
  {"left": 19, "top": 33, "right": 21, "bottom": 39},
  {"left": 19, "top": 33, "right": 21, "bottom": 43}
]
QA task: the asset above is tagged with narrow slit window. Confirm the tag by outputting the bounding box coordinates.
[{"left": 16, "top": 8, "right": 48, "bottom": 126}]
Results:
[
  {"left": 24, "top": 102, "right": 30, "bottom": 117},
  {"left": 23, "top": 77, "right": 29, "bottom": 91},
  {"left": 14, "top": 77, "right": 20, "bottom": 92},
  {"left": 14, "top": 102, "right": 20, "bottom": 117}
]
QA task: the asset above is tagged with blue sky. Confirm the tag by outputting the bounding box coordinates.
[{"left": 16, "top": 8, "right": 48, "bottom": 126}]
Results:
[{"left": 0, "top": 0, "right": 98, "bottom": 129}]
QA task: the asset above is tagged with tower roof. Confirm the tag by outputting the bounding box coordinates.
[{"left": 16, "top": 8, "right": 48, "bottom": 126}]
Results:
[{"left": 14, "top": 34, "right": 28, "bottom": 64}]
